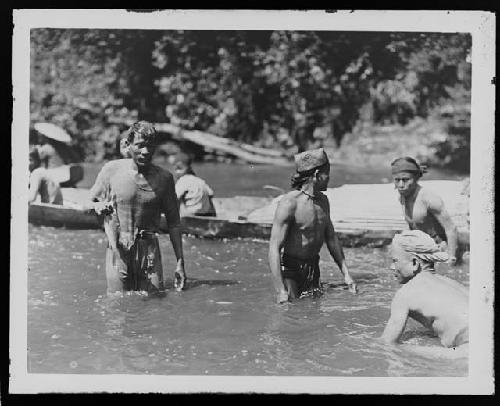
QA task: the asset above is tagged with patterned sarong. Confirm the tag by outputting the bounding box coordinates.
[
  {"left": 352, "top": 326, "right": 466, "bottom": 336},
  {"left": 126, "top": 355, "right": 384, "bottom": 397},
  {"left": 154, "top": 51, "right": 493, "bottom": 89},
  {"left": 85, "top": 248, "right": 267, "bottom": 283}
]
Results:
[
  {"left": 281, "top": 253, "right": 321, "bottom": 296},
  {"left": 105, "top": 230, "right": 164, "bottom": 294}
]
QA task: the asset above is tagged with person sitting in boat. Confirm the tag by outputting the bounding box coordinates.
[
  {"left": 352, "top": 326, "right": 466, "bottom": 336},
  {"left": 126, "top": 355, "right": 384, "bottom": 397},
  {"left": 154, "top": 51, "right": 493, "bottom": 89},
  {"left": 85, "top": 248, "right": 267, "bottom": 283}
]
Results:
[
  {"left": 381, "top": 230, "right": 468, "bottom": 348},
  {"left": 391, "top": 156, "right": 459, "bottom": 265},
  {"left": 29, "top": 146, "right": 63, "bottom": 205},
  {"left": 172, "top": 152, "right": 216, "bottom": 217},
  {"left": 32, "top": 123, "right": 83, "bottom": 186},
  {"left": 83, "top": 121, "right": 186, "bottom": 295},
  {"left": 268, "top": 148, "right": 357, "bottom": 303}
]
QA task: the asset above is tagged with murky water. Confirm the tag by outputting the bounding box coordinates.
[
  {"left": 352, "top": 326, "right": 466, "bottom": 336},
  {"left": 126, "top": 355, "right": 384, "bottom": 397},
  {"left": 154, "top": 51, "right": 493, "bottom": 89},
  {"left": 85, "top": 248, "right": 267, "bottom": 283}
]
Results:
[
  {"left": 28, "top": 225, "right": 469, "bottom": 376},
  {"left": 78, "top": 161, "right": 466, "bottom": 197}
]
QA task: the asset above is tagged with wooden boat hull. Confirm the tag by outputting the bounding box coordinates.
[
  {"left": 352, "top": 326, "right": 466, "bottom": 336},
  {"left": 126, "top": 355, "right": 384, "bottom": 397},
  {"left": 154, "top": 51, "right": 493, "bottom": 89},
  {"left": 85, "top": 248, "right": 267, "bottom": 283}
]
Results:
[{"left": 28, "top": 202, "right": 409, "bottom": 247}]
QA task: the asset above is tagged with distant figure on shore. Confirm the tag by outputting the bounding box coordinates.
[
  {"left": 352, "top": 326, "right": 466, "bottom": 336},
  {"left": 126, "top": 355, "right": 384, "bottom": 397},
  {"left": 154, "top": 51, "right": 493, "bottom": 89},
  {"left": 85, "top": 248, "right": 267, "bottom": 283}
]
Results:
[
  {"left": 268, "top": 148, "right": 357, "bottom": 303},
  {"left": 172, "top": 152, "right": 216, "bottom": 217},
  {"left": 29, "top": 146, "right": 63, "bottom": 205},
  {"left": 391, "top": 157, "right": 459, "bottom": 265},
  {"left": 382, "top": 230, "right": 468, "bottom": 348},
  {"left": 116, "top": 132, "right": 131, "bottom": 158},
  {"left": 82, "top": 121, "right": 186, "bottom": 296}
]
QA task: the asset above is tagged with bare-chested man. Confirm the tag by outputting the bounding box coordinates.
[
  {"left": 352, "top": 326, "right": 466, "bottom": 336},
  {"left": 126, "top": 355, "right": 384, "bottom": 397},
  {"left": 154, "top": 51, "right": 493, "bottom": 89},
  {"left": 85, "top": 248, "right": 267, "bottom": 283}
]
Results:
[
  {"left": 382, "top": 230, "right": 468, "bottom": 348},
  {"left": 268, "top": 148, "right": 357, "bottom": 303},
  {"left": 391, "top": 157, "right": 459, "bottom": 265},
  {"left": 83, "top": 121, "right": 186, "bottom": 296}
]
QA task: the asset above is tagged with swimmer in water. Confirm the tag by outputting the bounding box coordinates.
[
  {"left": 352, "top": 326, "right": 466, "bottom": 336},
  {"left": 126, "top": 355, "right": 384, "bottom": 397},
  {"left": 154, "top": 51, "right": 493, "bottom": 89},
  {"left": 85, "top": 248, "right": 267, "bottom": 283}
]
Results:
[
  {"left": 268, "top": 148, "right": 357, "bottom": 303},
  {"left": 381, "top": 230, "right": 468, "bottom": 348},
  {"left": 391, "top": 157, "right": 460, "bottom": 265},
  {"left": 83, "top": 121, "right": 186, "bottom": 295}
]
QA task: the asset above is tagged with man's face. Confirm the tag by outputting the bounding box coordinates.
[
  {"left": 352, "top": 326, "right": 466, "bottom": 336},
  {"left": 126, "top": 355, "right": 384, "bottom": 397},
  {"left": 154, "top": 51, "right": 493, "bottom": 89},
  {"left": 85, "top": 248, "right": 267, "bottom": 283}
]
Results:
[
  {"left": 128, "top": 133, "right": 156, "bottom": 168},
  {"left": 315, "top": 164, "right": 330, "bottom": 191},
  {"left": 390, "top": 244, "right": 418, "bottom": 284},
  {"left": 29, "top": 156, "right": 36, "bottom": 172},
  {"left": 392, "top": 171, "right": 418, "bottom": 196},
  {"left": 173, "top": 161, "right": 188, "bottom": 178}
]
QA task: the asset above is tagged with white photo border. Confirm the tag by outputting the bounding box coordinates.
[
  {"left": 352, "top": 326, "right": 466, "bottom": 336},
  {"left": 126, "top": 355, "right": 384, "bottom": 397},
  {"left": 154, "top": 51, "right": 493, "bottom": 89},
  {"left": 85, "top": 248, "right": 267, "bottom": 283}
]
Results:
[{"left": 10, "top": 9, "right": 495, "bottom": 394}]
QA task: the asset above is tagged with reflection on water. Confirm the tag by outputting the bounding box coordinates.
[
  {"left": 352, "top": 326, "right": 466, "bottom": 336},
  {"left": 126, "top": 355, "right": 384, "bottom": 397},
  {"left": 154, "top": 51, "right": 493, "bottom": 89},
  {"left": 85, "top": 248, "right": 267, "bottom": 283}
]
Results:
[{"left": 28, "top": 225, "right": 469, "bottom": 376}]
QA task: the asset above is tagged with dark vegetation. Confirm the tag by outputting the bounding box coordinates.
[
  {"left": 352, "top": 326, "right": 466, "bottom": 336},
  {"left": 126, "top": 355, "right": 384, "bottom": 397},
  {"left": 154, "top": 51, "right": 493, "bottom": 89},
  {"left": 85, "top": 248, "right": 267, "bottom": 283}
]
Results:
[{"left": 30, "top": 29, "right": 471, "bottom": 171}]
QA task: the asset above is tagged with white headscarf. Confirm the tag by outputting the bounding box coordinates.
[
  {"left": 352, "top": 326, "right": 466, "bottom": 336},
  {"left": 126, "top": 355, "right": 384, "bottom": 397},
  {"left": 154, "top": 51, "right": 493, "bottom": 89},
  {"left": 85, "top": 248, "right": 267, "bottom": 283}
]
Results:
[{"left": 392, "top": 230, "right": 449, "bottom": 263}]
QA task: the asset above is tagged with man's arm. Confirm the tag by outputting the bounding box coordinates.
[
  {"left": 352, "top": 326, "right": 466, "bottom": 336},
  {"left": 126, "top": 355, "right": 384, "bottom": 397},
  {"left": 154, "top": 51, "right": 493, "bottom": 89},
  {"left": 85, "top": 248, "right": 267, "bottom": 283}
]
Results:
[
  {"left": 324, "top": 198, "right": 357, "bottom": 293},
  {"left": 80, "top": 164, "right": 112, "bottom": 213},
  {"left": 427, "top": 192, "right": 458, "bottom": 265},
  {"left": 268, "top": 197, "right": 294, "bottom": 303},
  {"left": 163, "top": 173, "right": 186, "bottom": 291},
  {"left": 381, "top": 292, "right": 409, "bottom": 344},
  {"left": 28, "top": 170, "right": 42, "bottom": 203}
]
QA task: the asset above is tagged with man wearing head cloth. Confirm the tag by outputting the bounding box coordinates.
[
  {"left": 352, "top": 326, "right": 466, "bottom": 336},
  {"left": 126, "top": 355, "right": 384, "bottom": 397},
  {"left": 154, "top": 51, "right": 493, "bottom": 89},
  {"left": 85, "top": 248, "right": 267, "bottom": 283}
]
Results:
[
  {"left": 268, "top": 148, "right": 357, "bottom": 303},
  {"left": 382, "top": 230, "right": 468, "bottom": 348},
  {"left": 390, "top": 156, "right": 460, "bottom": 266}
]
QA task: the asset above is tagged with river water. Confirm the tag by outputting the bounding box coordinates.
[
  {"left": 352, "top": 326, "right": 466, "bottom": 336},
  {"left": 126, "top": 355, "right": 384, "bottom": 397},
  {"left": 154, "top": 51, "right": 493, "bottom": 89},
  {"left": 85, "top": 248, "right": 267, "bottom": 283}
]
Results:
[
  {"left": 28, "top": 162, "right": 469, "bottom": 377},
  {"left": 28, "top": 232, "right": 469, "bottom": 376}
]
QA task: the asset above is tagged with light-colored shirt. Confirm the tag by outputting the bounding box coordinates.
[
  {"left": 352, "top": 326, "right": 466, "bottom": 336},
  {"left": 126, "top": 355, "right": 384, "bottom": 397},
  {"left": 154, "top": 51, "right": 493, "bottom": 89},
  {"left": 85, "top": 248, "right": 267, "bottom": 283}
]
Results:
[
  {"left": 89, "top": 159, "right": 180, "bottom": 248},
  {"left": 29, "top": 167, "right": 63, "bottom": 205},
  {"left": 175, "top": 174, "right": 215, "bottom": 216}
]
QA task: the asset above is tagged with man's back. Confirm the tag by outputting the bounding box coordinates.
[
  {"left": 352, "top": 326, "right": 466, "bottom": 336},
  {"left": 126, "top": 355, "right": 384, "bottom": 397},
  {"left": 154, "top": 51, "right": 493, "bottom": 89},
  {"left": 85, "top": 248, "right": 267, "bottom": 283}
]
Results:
[
  {"left": 399, "top": 272, "right": 468, "bottom": 347},
  {"left": 281, "top": 190, "right": 330, "bottom": 259}
]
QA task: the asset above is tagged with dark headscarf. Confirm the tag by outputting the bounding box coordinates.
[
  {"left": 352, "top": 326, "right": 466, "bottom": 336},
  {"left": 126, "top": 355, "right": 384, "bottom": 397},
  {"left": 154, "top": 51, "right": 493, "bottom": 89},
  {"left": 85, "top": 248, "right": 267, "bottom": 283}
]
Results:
[{"left": 391, "top": 157, "right": 427, "bottom": 177}]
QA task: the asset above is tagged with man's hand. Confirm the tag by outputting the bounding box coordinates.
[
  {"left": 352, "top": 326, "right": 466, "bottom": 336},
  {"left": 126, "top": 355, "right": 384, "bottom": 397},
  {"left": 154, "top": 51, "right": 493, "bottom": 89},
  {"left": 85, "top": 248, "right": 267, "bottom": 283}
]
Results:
[
  {"left": 93, "top": 201, "right": 114, "bottom": 216},
  {"left": 173, "top": 260, "right": 186, "bottom": 291},
  {"left": 276, "top": 289, "right": 289, "bottom": 304},
  {"left": 344, "top": 275, "right": 358, "bottom": 294}
]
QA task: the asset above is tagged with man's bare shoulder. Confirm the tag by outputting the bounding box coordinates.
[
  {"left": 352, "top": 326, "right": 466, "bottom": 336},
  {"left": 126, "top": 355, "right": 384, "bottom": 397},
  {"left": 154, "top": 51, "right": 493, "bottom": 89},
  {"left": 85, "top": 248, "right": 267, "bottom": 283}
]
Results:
[
  {"left": 392, "top": 285, "right": 412, "bottom": 309},
  {"left": 275, "top": 190, "right": 301, "bottom": 214},
  {"left": 279, "top": 190, "right": 302, "bottom": 205},
  {"left": 100, "top": 159, "right": 130, "bottom": 173},
  {"left": 419, "top": 186, "right": 444, "bottom": 209}
]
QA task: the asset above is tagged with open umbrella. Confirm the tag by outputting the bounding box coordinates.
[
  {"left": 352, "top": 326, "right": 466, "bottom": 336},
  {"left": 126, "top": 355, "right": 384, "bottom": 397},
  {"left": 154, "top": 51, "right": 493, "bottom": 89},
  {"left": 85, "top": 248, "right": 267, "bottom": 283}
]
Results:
[{"left": 34, "top": 122, "right": 72, "bottom": 144}]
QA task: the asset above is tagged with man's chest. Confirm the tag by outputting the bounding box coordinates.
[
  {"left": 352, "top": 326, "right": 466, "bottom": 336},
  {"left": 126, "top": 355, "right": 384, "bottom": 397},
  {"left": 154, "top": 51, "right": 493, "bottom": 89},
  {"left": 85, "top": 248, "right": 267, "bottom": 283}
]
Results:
[
  {"left": 294, "top": 200, "right": 329, "bottom": 229},
  {"left": 109, "top": 172, "right": 164, "bottom": 204},
  {"left": 405, "top": 197, "right": 430, "bottom": 223}
]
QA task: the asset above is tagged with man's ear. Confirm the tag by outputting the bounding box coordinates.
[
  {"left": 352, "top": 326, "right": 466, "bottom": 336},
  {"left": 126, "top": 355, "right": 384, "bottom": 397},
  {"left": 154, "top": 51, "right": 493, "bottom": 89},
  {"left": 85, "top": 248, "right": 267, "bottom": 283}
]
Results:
[
  {"left": 121, "top": 138, "right": 130, "bottom": 147},
  {"left": 411, "top": 257, "right": 420, "bottom": 273}
]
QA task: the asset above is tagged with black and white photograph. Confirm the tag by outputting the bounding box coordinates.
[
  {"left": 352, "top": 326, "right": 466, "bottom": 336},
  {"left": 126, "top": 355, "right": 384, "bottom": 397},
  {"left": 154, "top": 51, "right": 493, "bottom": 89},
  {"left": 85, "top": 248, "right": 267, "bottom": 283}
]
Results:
[{"left": 10, "top": 9, "right": 495, "bottom": 394}]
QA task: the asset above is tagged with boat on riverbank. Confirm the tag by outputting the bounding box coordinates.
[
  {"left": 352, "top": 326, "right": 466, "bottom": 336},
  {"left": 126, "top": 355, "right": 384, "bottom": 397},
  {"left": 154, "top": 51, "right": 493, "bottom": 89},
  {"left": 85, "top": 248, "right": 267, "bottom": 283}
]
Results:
[{"left": 28, "top": 181, "right": 469, "bottom": 248}]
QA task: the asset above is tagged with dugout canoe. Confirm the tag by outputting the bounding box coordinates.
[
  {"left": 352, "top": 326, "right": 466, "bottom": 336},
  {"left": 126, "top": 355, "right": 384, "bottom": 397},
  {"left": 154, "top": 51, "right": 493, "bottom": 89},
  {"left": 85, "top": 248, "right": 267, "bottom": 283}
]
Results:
[{"left": 27, "top": 182, "right": 470, "bottom": 248}]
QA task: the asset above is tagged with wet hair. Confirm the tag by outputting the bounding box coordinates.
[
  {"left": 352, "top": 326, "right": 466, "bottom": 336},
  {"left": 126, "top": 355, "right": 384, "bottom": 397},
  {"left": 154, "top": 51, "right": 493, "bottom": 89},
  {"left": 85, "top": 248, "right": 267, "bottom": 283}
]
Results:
[
  {"left": 291, "top": 163, "right": 329, "bottom": 190},
  {"left": 125, "top": 121, "right": 158, "bottom": 144},
  {"left": 391, "top": 156, "right": 427, "bottom": 179},
  {"left": 29, "top": 146, "right": 41, "bottom": 167}
]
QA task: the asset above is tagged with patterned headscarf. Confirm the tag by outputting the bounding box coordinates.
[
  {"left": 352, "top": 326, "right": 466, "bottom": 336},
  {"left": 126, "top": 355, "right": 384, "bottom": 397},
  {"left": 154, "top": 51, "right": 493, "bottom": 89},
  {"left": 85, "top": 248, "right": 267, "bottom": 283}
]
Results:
[{"left": 392, "top": 230, "right": 449, "bottom": 263}]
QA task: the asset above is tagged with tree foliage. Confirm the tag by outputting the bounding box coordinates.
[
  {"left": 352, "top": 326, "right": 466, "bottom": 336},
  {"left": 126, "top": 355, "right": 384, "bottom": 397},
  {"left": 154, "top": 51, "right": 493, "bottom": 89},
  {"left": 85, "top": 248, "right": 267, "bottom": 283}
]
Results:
[{"left": 30, "top": 29, "right": 471, "bottom": 166}]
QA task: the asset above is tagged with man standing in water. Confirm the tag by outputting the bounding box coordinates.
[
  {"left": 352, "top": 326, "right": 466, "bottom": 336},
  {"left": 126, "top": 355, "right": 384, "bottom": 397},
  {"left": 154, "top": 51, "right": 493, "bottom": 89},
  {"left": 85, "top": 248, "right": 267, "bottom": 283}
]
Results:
[
  {"left": 382, "top": 230, "right": 468, "bottom": 348},
  {"left": 391, "top": 157, "right": 459, "bottom": 265},
  {"left": 84, "top": 121, "right": 186, "bottom": 295},
  {"left": 268, "top": 148, "right": 357, "bottom": 303}
]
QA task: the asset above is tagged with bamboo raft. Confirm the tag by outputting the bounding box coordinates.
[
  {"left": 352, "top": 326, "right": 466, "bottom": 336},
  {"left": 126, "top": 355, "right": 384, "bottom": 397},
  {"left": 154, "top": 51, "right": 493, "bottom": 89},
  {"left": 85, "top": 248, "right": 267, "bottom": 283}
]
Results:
[{"left": 28, "top": 180, "right": 469, "bottom": 248}]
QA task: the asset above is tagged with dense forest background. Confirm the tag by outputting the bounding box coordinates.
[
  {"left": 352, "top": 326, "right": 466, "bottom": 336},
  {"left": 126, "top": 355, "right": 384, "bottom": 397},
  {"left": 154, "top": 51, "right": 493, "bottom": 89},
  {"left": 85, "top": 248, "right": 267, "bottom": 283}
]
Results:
[{"left": 29, "top": 29, "right": 471, "bottom": 172}]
